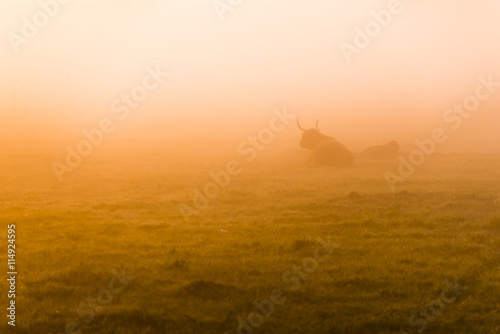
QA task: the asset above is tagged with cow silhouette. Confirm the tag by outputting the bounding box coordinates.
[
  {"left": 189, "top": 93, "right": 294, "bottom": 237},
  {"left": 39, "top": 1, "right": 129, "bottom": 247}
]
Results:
[
  {"left": 297, "top": 119, "right": 354, "bottom": 167},
  {"left": 359, "top": 141, "right": 400, "bottom": 160}
]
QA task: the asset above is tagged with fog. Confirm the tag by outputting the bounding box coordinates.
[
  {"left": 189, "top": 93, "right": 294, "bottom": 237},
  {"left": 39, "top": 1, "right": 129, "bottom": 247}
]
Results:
[
  {"left": 3, "top": 4, "right": 500, "bottom": 333},
  {"left": 1, "top": 0, "right": 500, "bottom": 155}
]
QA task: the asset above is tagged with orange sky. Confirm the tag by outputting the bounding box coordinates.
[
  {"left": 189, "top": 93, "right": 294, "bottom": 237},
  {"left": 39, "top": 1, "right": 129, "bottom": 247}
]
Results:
[{"left": 1, "top": 0, "right": 499, "bottom": 153}]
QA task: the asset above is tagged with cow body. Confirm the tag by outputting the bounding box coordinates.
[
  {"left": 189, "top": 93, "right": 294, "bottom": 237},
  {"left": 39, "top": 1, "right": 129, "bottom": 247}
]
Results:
[{"left": 359, "top": 141, "right": 399, "bottom": 160}]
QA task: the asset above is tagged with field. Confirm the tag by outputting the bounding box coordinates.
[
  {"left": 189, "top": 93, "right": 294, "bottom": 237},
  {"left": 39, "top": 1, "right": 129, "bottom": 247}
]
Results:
[{"left": 1, "top": 140, "right": 499, "bottom": 334}]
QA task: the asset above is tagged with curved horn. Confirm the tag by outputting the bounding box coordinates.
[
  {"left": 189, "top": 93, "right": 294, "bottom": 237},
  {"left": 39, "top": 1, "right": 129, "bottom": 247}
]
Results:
[
  {"left": 315, "top": 120, "right": 319, "bottom": 130},
  {"left": 297, "top": 119, "right": 306, "bottom": 132}
]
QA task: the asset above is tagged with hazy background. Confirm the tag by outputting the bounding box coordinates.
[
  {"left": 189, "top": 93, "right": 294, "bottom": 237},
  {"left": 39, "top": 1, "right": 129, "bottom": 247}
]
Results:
[{"left": 1, "top": 0, "right": 499, "bottom": 155}]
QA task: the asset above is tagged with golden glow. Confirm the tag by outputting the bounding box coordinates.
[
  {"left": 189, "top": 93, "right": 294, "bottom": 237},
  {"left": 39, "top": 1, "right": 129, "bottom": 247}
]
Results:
[{"left": 1, "top": 0, "right": 499, "bottom": 155}]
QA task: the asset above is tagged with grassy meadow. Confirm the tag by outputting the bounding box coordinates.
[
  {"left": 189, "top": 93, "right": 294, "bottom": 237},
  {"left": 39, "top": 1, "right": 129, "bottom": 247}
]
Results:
[{"left": 1, "top": 140, "right": 499, "bottom": 334}]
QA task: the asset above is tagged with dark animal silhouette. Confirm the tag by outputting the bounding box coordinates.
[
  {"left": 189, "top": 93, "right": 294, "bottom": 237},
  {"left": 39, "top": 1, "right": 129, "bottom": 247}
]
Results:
[
  {"left": 297, "top": 119, "right": 354, "bottom": 167},
  {"left": 359, "top": 141, "right": 400, "bottom": 160}
]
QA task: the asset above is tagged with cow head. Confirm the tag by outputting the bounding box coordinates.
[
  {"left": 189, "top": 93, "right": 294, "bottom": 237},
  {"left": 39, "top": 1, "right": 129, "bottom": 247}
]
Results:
[
  {"left": 297, "top": 119, "right": 326, "bottom": 149},
  {"left": 387, "top": 140, "right": 399, "bottom": 151}
]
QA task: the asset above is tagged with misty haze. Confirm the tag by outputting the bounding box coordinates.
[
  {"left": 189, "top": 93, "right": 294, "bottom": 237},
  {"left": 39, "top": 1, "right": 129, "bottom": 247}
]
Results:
[{"left": 0, "top": 1, "right": 499, "bottom": 334}]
